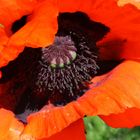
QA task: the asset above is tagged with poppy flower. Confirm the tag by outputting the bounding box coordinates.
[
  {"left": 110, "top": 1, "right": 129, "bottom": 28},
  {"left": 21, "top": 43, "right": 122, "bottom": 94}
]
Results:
[{"left": 0, "top": 0, "right": 140, "bottom": 140}]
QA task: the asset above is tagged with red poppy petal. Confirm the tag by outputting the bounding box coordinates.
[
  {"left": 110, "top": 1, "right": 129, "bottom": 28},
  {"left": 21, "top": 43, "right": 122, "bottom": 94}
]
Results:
[
  {"left": 0, "top": 0, "right": 59, "bottom": 68},
  {"left": 0, "top": 0, "right": 38, "bottom": 68},
  {"left": 23, "top": 104, "right": 82, "bottom": 139},
  {"left": 0, "top": 27, "right": 8, "bottom": 50},
  {"left": 21, "top": 119, "right": 85, "bottom": 140},
  {"left": 100, "top": 107, "right": 140, "bottom": 128},
  {"left": 0, "top": 108, "right": 24, "bottom": 140},
  {"left": 88, "top": 60, "right": 140, "bottom": 116},
  {"left": 57, "top": 0, "right": 140, "bottom": 60},
  {"left": 21, "top": 60, "right": 140, "bottom": 138},
  {"left": 0, "top": 0, "right": 37, "bottom": 32},
  {"left": 43, "top": 119, "right": 85, "bottom": 140},
  {"left": 8, "top": 0, "right": 58, "bottom": 48},
  {"left": 0, "top": 27, "right": 9, "bottom": 67},
  {"left": 0, "top": 44, "right": 24, "bottom": 68}
]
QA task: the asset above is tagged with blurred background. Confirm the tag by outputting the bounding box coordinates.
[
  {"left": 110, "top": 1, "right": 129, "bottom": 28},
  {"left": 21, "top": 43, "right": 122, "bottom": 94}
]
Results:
[{"left": 84, "top": 116, "right": 140, "bottom": 140}]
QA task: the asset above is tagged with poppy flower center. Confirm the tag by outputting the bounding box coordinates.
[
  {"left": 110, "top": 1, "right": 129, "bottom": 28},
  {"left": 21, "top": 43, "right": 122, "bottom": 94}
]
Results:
[
  {"left": 30, "top": 30, "right": 98, "bottom": 108},
  {"left": 42, "top": 36, "right": 77, "bottom": 68}
]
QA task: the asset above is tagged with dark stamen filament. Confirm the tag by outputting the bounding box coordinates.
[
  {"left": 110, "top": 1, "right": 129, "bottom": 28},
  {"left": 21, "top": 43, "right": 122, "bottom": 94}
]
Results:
[{"left": 30, "top": 31, "right": 99, "bottom": 107}]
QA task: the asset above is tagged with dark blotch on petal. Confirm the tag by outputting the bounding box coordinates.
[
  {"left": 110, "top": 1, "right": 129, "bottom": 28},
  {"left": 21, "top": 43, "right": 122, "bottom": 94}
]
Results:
[{"left": 11, "top": 15, "right": 27, "bottom": 33}]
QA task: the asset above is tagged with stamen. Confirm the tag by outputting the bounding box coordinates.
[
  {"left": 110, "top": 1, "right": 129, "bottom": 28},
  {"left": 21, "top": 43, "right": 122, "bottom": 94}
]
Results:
[{"left": 30, "top": 31, "right": 99, "bottom": 107}]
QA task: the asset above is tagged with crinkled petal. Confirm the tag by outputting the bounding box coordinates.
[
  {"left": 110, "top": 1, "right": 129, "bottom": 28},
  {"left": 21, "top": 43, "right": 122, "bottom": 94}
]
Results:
[
  {"left": 20, "top": 61, "right": 140, "bottom": 139},
  {"left": 0, "top": 108, "right": 24, "bottom": 140},
  {"left": 0, "top": 0, "right": 58, "bottom": 68},
  {"left": 8, "top": 0, "right": 58, "bottom": 48},
  {"left": 0, "top": 0, "right": 38, "bottom": 67},
  {"left": 21, "top": 119, "right": 85, "bottom": 140}
]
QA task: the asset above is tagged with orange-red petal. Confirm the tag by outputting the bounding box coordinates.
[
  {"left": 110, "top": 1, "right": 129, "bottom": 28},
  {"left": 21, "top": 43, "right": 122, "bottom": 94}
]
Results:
[
  {"left": 0, "top": 108, "right": 24, "bottom": 140},
  {"left": 0, "top": 27, "right": 9, "bottom": 67},
  {"left": 8, "top": 0, "right": 58, "bottom": 48},
  {"left": 20, "top": 60, "right": 140, "bottom": 139},
  {"left": 21, "top": 119, "right": 85, "bottom": 140},
  {"left": 57, "top": 0, "right": 140, "bottom": 60},
  {"left": 100, "top": 108, "right": 140, "bottom": 128},
  {"left": 0, "top": 0, "right": 37, "bottom": 33},
  {"left": 0, "top": 0, "right": 58, "bottom": 68},
  {"left": 0, "top": 0, "right": 38, "bottom": 67},
  {"left": 0, "top": 27, "right": 8, "bottom": 51},
  {"left": 43, "top": 119, "right": 85, "bottom": 140}
]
